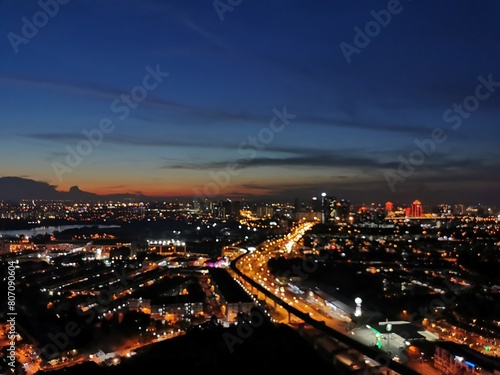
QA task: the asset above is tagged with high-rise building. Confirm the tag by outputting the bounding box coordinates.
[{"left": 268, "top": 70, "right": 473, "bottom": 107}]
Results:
[
  {"left": 322, "top": 195, "right": 336, "bottom": 223},
  {"left": 385, "top": 201, "right": 393, "bottom": 212},
  {"left": 321, "top": 195, "right": 350, "bottom": 224},
  {"left": 409, "top": 200, "right": 423, "bottom": 217},
  {"left": 453, "top": 204, "right": 465, "bottom": 215},
  {"left": 255, "top": 204, "right": 275, "bottom": 218},
  {"left": 335, "top": 198, "right": 351, "bottom": 224}
]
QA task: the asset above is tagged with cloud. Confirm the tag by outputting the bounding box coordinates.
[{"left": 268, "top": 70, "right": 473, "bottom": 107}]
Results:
[
  {"left": 231, "top": 160, "right": 500, "bottom": 203},
  {"left": 20, "top": 132, "right": 238, "bottom": 150},
  {"left": 163, "top": 148, "right": 393, "bottom": 171},
  {"left": 1, "top": 70, "right": 437, "bottom": 136},
  {"left": 162, "top": 143, "right": 498, "bottom": 174},
  {"left": 0, "top": 74, "right": 264, "bottom": 124}
]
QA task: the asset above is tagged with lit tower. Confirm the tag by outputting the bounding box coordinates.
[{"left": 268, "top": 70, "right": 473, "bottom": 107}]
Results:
[
  {"left": 385, "top": 201, "right": 393, "bottom": 213},
  {"left": 321, "top": 192, "right": 327, "bottom": 223},
  {"left": 411, "top": 200, "right": 423, "bottom": 217},
  {"left": 354, "top": 297, "right": 362, "bottom": 317}
]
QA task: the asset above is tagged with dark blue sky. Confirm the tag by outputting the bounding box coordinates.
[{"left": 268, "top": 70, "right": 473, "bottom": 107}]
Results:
[{"left": 1, "top": 0, "right": 500, "bottom": 205}]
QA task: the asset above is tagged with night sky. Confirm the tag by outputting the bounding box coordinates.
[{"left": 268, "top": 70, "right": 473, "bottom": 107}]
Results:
[{"left": 1, "top": 0, "right": 500, "bottom": 205}]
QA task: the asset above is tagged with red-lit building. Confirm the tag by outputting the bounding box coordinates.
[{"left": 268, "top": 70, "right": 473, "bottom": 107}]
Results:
[
  {"left": 385, "top": 201, "right": 393, "bottom": 212},
  {"left": 410, "top": 200, "right": 423, "bottom": 217}
]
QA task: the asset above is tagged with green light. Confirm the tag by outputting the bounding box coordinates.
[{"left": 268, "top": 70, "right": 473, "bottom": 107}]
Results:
[{"left": 484, "top": 346, "right": 490, "bottom": 351}]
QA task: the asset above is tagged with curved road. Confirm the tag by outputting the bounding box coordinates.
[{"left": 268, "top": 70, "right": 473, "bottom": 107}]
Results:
[{"left": 231, "top": 222, "right": 420, "bottom": 375}]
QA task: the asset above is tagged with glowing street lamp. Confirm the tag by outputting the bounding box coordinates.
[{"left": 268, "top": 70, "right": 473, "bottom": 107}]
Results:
[{"left": 355, "top": 297, "right": 362, "bottom": 317}]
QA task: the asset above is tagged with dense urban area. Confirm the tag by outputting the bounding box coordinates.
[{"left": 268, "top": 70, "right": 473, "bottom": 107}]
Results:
[{"left": 1, "top": 196, "right": 499, "bottom": 375}]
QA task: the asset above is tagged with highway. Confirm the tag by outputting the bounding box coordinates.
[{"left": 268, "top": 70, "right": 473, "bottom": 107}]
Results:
[{"left": 231, "top": 220, "right": 421, "bottom": 375}]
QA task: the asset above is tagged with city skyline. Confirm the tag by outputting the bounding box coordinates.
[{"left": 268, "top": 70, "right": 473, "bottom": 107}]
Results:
[
  {"left": 1, "top": 189, "right": 499, "bottom": 374},
  {"left": 1, "top": 1, "right": 500, "bottom": 205},
  {"left": 0, "top": 176, "right": 498, "bottom": 211}
]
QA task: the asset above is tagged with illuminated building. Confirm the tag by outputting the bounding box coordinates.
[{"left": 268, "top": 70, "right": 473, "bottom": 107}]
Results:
[
  {"left": 385, "top": 201, "right": 393, "bottom": 212},
  {"left": 410, "top": 200, "right": 423, "bottom": 217},
  {"left": 434, "top": 341, "right": 500, "bottom": 375},
  {"left": 322, "top": 196, "right": 350, "bottom": 224}
]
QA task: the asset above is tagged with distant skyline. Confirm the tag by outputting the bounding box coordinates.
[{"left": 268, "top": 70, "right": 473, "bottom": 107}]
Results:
[{"left": 1, "top": 1, "right": 500, "bottom": 205}]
